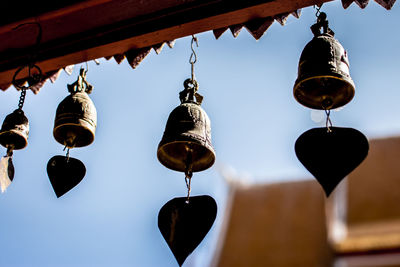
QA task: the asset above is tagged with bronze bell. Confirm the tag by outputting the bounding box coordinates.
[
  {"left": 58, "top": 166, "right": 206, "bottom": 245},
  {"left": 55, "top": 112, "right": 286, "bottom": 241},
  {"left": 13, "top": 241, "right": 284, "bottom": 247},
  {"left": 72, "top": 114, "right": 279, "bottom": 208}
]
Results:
[
  {"left": 0, "top": 109, "right": 29, "bottom": 150},
  {"left": 293, "top": 12, "right": 355, "bottom": 110},
  {"left": 53, "top": 68, "right": 97, "bottom": 148},
  {"left": 157, "top": 79, "right": 215, "bottom": 173}
]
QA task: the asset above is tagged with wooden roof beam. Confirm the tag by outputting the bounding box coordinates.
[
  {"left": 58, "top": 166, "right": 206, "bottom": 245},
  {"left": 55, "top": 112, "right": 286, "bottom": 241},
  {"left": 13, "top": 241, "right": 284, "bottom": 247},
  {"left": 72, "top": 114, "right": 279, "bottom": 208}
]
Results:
[{"left": 0, "top": 0, "right": 331, "bottom": 87}]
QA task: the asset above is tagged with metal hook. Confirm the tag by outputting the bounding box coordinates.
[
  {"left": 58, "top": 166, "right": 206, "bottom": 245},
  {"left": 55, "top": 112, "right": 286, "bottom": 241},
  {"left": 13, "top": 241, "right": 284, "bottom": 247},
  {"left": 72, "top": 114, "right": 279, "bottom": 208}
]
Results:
[
  {"left": 314, "top": 4, "right": 323, "bottom": 18},
  {"left": 189, "top": 35, "right": 198, "bottom": 64},
  {"left": 189, "top": 35, "right": 199, "bottom": 82}
]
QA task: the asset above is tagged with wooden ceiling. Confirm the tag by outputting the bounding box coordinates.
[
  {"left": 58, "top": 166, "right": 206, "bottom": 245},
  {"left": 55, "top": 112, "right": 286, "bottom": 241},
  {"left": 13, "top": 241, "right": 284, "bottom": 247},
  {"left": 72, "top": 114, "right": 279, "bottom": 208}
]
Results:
[{"left": 0, "top": 0, "right": 333, "bottom": 89}]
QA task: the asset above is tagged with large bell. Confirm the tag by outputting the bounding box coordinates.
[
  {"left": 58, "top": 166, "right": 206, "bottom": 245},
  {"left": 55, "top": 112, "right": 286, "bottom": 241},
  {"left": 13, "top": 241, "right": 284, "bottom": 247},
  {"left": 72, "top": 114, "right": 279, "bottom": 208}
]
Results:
[
  {"left": 293, "top": 13, "right": 355, "bottom": 110},
  {"left": 0, "top": 109, "right": 29, "bottom": 150},
  {"left": 157, "top": 79, "right": 215, "bottom": 173},
  {"left": 53, "top": 69, "right": 97, "bottom": 148}
]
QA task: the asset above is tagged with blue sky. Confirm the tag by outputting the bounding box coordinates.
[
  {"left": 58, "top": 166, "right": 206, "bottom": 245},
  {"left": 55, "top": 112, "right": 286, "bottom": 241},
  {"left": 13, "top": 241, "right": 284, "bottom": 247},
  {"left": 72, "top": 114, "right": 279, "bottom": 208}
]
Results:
[{"left": 0, "top": 2, "right": 399, "bottom": 266}]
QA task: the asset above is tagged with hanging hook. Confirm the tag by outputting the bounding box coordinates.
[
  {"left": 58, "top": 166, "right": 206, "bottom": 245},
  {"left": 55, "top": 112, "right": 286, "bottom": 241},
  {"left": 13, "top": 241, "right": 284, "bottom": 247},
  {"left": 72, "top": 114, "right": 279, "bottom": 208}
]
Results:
[
  {"left": 314, "top": 4, "right": 323, "bottom": 18},
  {"left": 189, "top": 35, "right": 199, "bottom": 82}
]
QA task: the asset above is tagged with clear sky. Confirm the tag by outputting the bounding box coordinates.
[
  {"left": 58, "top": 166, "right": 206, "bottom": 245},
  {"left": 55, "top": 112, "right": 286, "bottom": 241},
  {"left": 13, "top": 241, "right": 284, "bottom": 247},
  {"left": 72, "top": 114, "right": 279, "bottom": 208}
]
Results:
[{"left": 0, "top": 1, "right": 399, "bottom": 266}]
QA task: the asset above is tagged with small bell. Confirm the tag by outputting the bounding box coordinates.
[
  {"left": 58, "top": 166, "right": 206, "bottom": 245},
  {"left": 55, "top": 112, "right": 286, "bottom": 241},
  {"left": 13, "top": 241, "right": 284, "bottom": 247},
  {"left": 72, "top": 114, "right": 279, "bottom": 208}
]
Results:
[
  {"left": 293, "top": 12, "right": 355, "bottom": 110},
  {"left": 0, "top": 109, "right": 29, "bottom": 150},
  {"left": 157, "top": 79, "right": 215, "bottom": 173},
  {"left": 53, "top": 68, "right": 97, "bottom": 148}
]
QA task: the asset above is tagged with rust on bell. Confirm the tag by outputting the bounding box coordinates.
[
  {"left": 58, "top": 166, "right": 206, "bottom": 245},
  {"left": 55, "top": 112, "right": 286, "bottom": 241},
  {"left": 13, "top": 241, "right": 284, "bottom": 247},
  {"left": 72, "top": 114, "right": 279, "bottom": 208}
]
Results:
[
  {"left": 53, "top": 68, "right": 97, "bottom": 148},
  {"left": 293, "top": 12, "right": 355, "bottom": 110},
  {"left": 157, "top": 79, "right": 215, "bottom": 173}
]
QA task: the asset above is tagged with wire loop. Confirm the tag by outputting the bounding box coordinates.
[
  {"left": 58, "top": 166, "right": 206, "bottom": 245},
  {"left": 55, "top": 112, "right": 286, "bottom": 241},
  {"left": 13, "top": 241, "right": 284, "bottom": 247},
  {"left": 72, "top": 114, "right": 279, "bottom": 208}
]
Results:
[
  {"left": 314, "top": 4, "right": 323, "bottom": 18},
  {"left": 325, "top": 109, "right": 333, "bottom": 133},
  {"left": 189, "top": 35, "right": 198, "bottom": 82}
]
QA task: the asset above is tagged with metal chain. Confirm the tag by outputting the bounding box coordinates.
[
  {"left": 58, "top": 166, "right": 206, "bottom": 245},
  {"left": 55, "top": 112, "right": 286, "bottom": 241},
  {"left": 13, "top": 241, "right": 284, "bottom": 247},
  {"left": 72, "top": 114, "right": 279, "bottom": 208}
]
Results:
[
  {"left": 325, "top": 109, "right": 333, "bottom": 133},
  {"left": 18, "top": 88, "right": 27, "bottom": 110},
  {"left": 189, "top": 35, "right": 198, "bottom": 82}
]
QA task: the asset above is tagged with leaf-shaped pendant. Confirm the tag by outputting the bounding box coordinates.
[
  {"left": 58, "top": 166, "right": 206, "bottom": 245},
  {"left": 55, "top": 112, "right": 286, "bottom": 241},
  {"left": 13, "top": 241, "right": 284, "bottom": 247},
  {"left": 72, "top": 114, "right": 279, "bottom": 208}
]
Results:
[
  {"left": 295, "top": 127, "right": 369, "bottom": 196},
  {"left": 0, "top": 156, "right": 13, "bottom": 193},
  {"left": 158, "top": 195, "right": 217, "bottom": 266},
  {"left": 47, "top": 155, "right": 86, "bottom": 198}
]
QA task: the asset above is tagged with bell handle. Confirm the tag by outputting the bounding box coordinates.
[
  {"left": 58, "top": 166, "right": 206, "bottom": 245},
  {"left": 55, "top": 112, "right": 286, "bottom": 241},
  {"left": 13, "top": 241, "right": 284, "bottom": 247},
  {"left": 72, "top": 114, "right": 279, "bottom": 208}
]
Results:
[
  {"left": 180, "top": 78, "right": 203, "bottom": 104},
  {"left": 67, "top": 68, "right": 93, "bottom": 94},
  {"left": 310, "top": 12, "right": 334, "bottom": 37}
]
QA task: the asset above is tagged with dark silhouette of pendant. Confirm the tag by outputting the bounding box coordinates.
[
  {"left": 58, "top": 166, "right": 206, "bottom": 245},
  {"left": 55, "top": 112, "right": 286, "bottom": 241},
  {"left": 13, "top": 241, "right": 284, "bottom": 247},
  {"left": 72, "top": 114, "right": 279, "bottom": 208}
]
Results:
[
  {"left": 158, "top": 195, "right": 217, "bottom": 266},
  {"left": 295, "top": 127, "right": 369, "bottom": 196},
  {"left": 7, "top": 157, "right": 14, "bottom": 181},
  {"left": 47, "top": 155, "right": 86, "bottom": 198}
]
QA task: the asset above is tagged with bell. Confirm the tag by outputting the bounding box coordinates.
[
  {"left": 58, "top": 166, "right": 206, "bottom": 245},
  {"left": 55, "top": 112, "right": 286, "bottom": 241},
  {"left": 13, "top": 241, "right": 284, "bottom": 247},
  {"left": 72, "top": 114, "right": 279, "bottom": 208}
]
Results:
[
  {"left": 0, "top": 109, "right": 29, "bottom": 150},
  {"left": 53, "top": 68, "right": 97, "bottom": 148},
  {"left": 157, "top": 79, "right": 215, "bottom": 173},
  {"left": 293, "top": 13, "right": 355, "bottom": 110}
]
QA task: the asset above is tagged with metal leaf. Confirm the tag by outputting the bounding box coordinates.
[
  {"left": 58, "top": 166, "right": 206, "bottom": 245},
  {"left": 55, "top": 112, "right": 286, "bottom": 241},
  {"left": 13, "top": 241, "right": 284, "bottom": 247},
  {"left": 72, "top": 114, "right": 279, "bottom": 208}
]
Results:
[
  {"left": 158, "top": 195, "right": 217, "bottom": 266},
  {"left": 0, "top": 156, "right": 13, "bottom": 193},
  {"left": 295, "top": 127, "right": 369, "bottom": 196},
  {"left": 47, "top": 155, "right": 86, "bottom": 198}
]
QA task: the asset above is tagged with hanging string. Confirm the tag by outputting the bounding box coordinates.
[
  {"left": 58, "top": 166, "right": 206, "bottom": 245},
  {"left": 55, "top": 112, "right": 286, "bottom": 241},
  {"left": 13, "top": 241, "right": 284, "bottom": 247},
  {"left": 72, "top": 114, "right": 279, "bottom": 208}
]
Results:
[
  {"left": 6, "top": 146, "right": 13, "bottom": 157},
  {"left": 325, "top": 109, "right": 333, "bottom": 133},
  {"left": 63, "top": 145, "right": 70, "bottom": 163},
  {"left": 189, "top": 35, "right": 198, "bottom": 82},
  {"left": 185, "top": 146, "right": 193, "bottom": 204},
  {"left": 185, "top": 172, "right": 192, "bottom": 204}
]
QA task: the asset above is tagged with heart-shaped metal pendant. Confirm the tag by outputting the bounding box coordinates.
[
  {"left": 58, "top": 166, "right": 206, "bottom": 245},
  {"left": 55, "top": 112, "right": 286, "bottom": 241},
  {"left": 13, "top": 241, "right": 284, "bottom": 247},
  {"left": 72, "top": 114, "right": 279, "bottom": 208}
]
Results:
[
  {"left": 47, "top": 155, "right": 86, "bottom": 198},
  {"left": 295, "top": 127, "right": 369, "bottom": 196},
  {"left": 158, "top": 195, "right": 217, "bottom": 266}
]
